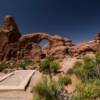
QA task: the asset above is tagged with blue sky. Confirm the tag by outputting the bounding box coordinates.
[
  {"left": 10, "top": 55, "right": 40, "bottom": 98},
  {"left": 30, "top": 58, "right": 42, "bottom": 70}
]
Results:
[{"left": 0, "top": 0, "right": 100, "bottom": 43}]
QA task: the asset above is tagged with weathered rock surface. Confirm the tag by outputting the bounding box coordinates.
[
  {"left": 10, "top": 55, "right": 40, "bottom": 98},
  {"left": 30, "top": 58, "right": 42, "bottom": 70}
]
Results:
[
  {"left": 0, "top": 16, "right": 21, "bottom": 61},
  {"left": 19, "top": 33, "right": 72, "bottom": 61},
  {"left": 70, "top": 33, "right": 100, "bottom": 57},
  {"left": 0, "top": 16, "right": 21, "bottom": 42},
  {"left": 0, "top": 16, "right": 100, "bottom": 62}
]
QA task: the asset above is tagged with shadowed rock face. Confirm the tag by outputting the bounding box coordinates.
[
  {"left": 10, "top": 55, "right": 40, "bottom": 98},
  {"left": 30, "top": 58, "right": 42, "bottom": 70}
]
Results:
[{"left": 0, "top": 16, "right": 99, "bottom": 62}]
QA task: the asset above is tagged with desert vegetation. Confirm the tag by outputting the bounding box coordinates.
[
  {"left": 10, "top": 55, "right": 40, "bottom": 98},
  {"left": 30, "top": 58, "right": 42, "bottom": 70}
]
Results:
[
  {"left": 0, "top": 58, "right": 34, "bottom": 73},
  {"left": 16, "top": 58, "right": 34, "bottom": 69},
  {"left": 32, "top": 52, "right": 100, "bottom": 100},
  {"left": 68, "top": 52, "right": 100, "bottom": 100},
  {"left": 39, "top": 55, "right": 60, "bottom": 75},
  {"left": 0, "top": 63, "right": 10, "bottom": 72},
  {"left": 32, "top": 55, "right": 72, "bottom": 100}
]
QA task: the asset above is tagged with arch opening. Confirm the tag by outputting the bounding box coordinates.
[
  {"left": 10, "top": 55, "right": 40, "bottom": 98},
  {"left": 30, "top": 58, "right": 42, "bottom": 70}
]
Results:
[{"left": 39, "top": 39, "right": 49, "bottom": 48}]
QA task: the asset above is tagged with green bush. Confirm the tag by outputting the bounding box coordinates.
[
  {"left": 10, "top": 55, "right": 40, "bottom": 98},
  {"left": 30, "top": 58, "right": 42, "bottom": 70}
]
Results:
[
  {"left": 39, "top": 59, "right": 51, "bottom": 74},
  {"left": 50, "top": 60, "right": 60, "bottom": 73},
  {"left": 16, "top": 59, "right": 33, "bottom": 69},
  {"left": 59, "top": 75, "right": 72, "bottom": 86},
  {"left": 71, "top": 53, "right": 100, "bottom": 100},
  {"left": 72, "top": 79, "right": 100, "bottom": 100},
  {"left": 67, "top": 68, "right": 74, "bottom": 75},
  {"left": 95, "top": 52, "right": 100, "bottom": 64},
  {"left": 33, "top": 78, "right": 54, "bottom": 100},
  {"left": 32, "top": 77, "right": 68, "bottom": 100},
  {"left": 17, "top": 62, "right": 26, "bottom": 69},
  {"left": 46, "top": 55, "right": 55, "bottom": 62},
  {"left": 39, "top": 55, "right": 60, "bottom": 75},
  {"left": 68, "top": 55, "right": 100, "bottom": 82},
  {"left": 0, "top": 63, "right": 10, "bottom": 71}
]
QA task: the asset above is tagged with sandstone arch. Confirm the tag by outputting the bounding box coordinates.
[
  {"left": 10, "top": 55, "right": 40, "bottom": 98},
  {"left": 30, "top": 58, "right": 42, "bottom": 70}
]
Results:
[
  {"left": 19, "top": 33, "right": 52, "bottom": 46},
  {"left": 3, "top": 16, "right": 100, "bottom": 62}
]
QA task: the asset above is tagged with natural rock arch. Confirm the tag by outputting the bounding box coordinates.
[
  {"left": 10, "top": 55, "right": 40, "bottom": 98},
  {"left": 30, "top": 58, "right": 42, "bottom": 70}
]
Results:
[{"left": 4, "top": 16, "right": 100, "bottom": 62}]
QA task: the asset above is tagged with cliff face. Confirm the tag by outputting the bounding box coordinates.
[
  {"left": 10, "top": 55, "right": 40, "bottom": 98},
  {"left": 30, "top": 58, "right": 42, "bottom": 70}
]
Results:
[{"left": 0, "top": 16, "right": 99, "bottom": 62}]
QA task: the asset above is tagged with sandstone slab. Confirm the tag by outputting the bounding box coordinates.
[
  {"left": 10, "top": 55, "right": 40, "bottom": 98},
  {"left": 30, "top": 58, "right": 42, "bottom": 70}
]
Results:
[{"left": 0, "top": 70, "right": 35, "bottom": 91}]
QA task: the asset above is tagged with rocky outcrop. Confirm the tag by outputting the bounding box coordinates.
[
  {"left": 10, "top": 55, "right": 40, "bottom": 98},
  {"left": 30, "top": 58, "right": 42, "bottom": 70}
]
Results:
[
  {"left": 0, "top": 16, "right": 100, "bottom": 62},
  {"left": 19, "top": 33, "right": 72, "bottom": 61},
  {"left": 0, "top": 16, "right": 73, "bottom": 62},
  {"left": 0, "top": 16, "right": 21, "bottom": 42},
  {"left": 70, "top": 33, "right": 100, "bottom": 57},
  {"left": 95, "top": 33, "right": 100, "bottom": 40},
  {"left": 0, "top": 16, "right": 21, "bottom": 61}
]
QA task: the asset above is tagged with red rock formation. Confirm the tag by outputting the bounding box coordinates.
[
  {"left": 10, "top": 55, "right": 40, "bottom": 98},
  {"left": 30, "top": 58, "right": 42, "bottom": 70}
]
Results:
[
  {"left": 70, "top": 33, "right": 100, "bottom": 57},
  {"left": 0, "top": 16, "right": 21, "bottom": 61},
  {"left": 19, "top": 33, "right": 72, "bottom": 60},
  {"left": 0, "top": 16, "right": 21, "bottom": 42},
  {"left": 0, "top": 16, "right": 99, "bottom": 62}
]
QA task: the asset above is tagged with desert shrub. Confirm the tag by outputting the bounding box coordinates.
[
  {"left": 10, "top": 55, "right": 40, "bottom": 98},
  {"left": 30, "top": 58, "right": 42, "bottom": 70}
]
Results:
[
  {"left": 17, "top": 62, "right": 26, "bottom": 69},
  {"left": 67, "top": 68, "right": 74, "bottom": 75},
  {"left": 59, "top": 75, "right": 72, "bottom": 86},
  {"left": 46, "top": 55, "right": 55, "bottom": 62},
  {"left": 39, "top": 59, "right": 50, "bottom": 73},
  {"left": 72, "top": 79, "right": 100, "bottom": 100},
  {"left": 68, "top": 55, "right": 100, "bottom": 82},
  {"left": 39, "top": 55, "right": 60, "bottom": 75},
  {"left": 16, "top": 59, "right": 33, "bottom": 69},
  {"left": 95, "top": 52, "right": 100, "bottom": 64},
  {"left": 0, "top": 63, "right": 10, "bottom": 71},
  {"left": 95, "top": 52, "right": 100, "bottom": 77},
  {"left": 67, "top": 61, "right": 85, "bottom": 81},
  {"left": 32, "top": 77, "right": 70, "bottom": 100},
  {"left": 50, "top": 60, "right": 60, "bottom": 73},
  {"left": 33, "top": 78, "right": 54, "bottom": 100},
  {"left": 70, "top": 53, "right": 100, "bottom": 100}
]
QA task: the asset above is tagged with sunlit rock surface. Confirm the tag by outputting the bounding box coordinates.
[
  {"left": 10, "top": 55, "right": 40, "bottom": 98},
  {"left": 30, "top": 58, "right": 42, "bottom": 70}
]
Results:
[{"left": 0, "top": 16, "right": 99, "bottom": 62}]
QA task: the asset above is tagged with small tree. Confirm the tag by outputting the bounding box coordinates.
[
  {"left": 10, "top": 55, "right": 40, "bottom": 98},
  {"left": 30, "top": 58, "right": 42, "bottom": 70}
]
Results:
[
  {"left": 39, "top": 55, "right": 60, "bottom": 76},
  {"left": 33, "top": 55, "right": 72, "bottom": 100},
  {"left": 32, "top": 76, "right": 71, "bottom": 100}
]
